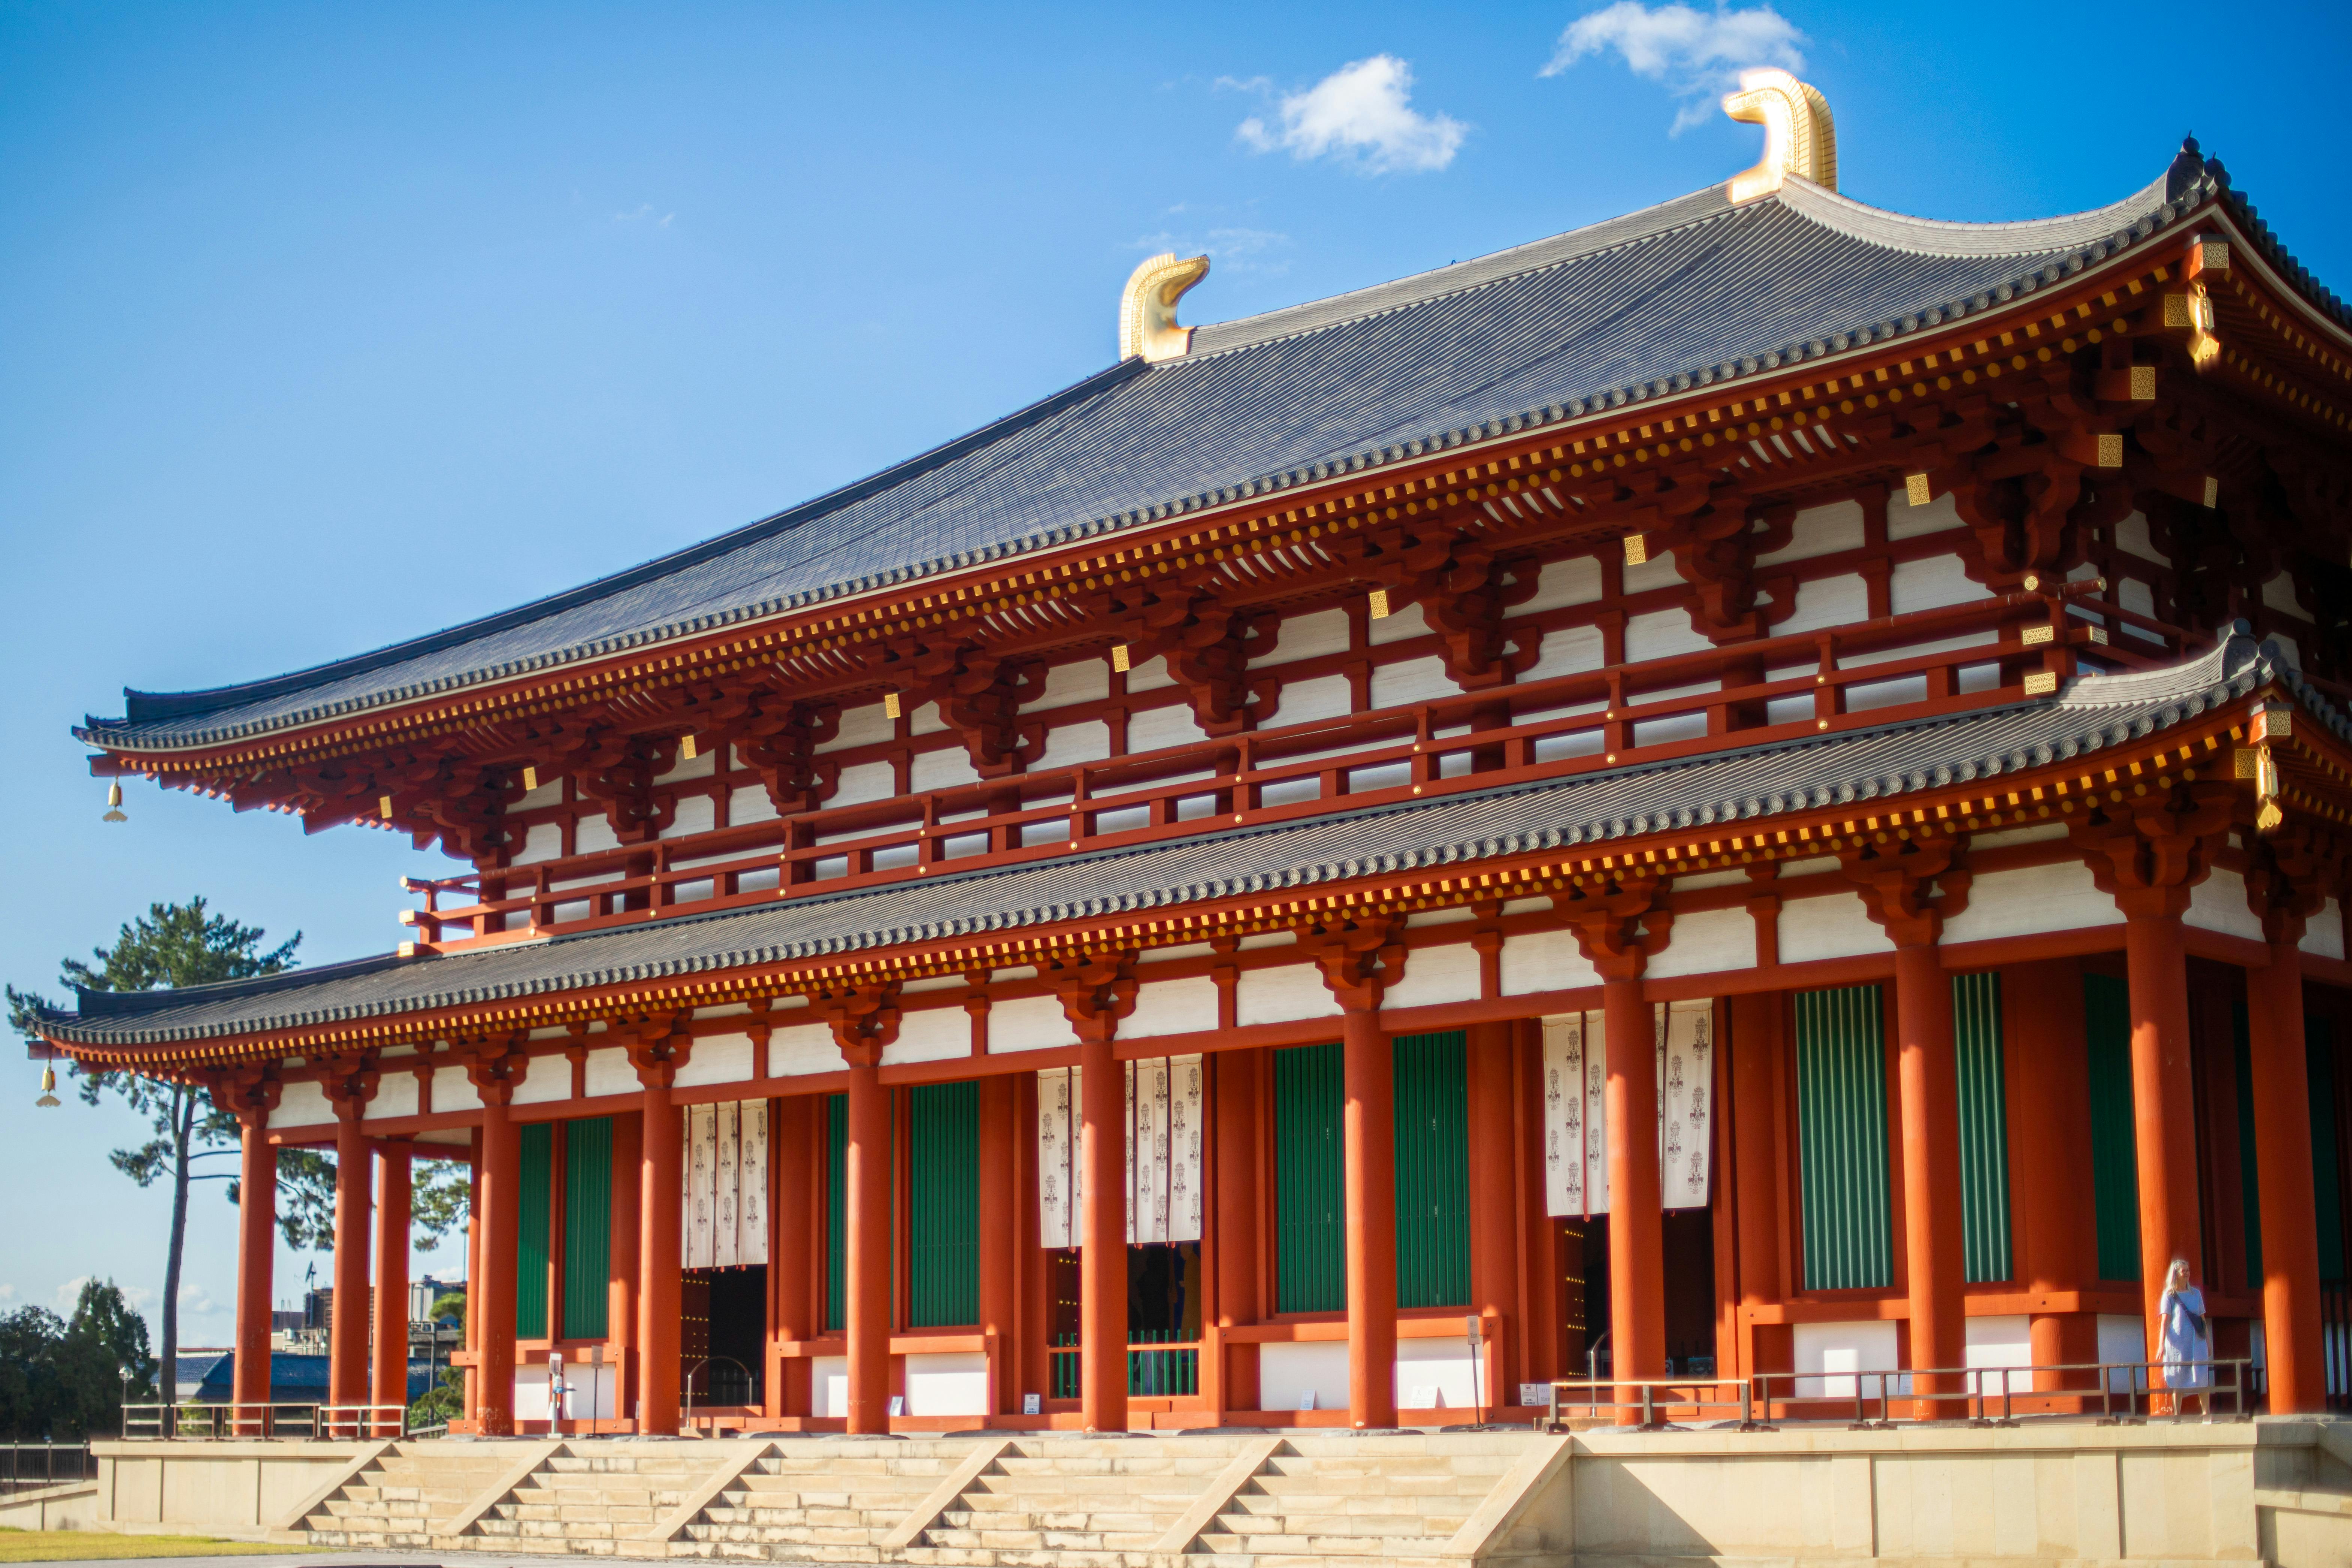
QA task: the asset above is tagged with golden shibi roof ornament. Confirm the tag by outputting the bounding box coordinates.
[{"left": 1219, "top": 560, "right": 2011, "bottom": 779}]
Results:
[
  {"left": 1723, "top": 68, "right": 1837, "bottom": 203},
  {"left": 102, "top": 780, "right": 126, "bottom": 823},
  {"left": 1119, "top": 252, "right": 1210, "bottom": 362}
]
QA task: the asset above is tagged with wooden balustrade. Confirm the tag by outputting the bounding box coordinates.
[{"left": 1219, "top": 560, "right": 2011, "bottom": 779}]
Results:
[{"left": 397, "top": 581, "right": 2189, "bottom": 952}]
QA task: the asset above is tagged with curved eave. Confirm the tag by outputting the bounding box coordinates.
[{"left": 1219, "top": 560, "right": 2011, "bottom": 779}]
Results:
[{"left": 72, "top": 155, "right": 2266, "bottom": 764}]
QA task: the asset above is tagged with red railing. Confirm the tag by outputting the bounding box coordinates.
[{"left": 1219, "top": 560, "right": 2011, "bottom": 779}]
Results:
[{"left": 398, "top": 581, "right": 2192, "bottom": 952}]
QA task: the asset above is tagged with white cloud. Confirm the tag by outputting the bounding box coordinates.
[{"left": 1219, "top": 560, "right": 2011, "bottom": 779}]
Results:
[
  {"left": 1128, "top": 226, "right": 1293, "bottom": 278},
  {"left": 178, "top": 1284, "right": 219, "bottom": 1316},
  {"left": 0, "top": 1284, "right": 17, "bottom": 1303},
  {"left": 1542, "top": 3, "right": 1807, "bottom": 132},
  {"left": 613, "top": 203, "right": 674, "bottom": 227},
  {"left": 1236, "top": 56, "right": 1467, "bottom": 174}
]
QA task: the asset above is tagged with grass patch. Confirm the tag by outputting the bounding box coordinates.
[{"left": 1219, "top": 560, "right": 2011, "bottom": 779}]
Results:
[{"left": 0, "top": 1532, "right": 309, "bottom": 1562}]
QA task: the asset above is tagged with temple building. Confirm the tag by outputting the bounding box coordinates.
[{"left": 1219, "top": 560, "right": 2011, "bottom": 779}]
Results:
[{"left": 34, "top": 73, "right": 2352, "bottom": 1441}]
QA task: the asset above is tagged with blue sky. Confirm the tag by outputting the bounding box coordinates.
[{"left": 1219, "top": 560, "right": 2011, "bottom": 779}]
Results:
[{"left": 3, "top": 0, "right": 2345, "bottom": 1349}]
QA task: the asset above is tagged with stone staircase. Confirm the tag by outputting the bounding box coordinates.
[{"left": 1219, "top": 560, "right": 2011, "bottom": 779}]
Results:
[
  {"left": 282, "top": 1431, "right": 1542, "bottom": 1566},
  {"left": 1192, "top": 1440, "right": 1510, "bottom": 1563}
]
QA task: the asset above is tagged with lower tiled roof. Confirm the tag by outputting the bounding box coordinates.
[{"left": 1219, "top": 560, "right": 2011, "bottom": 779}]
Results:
[{"left": 43, "top": 635, "right": 2300, "bottom": 1049}]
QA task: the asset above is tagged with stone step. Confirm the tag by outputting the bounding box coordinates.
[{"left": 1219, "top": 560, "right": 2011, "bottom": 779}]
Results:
[
  {"left": 936, "top": 1506, "right": 1176, "bottom": 1535},
  {"left": 923, "top": 1525, "right": 1169, "bottom": 1552},
  {"left": 952, "top": 1494, "right": 1193, "bottom": 1519},
  {"left": 1230, "top": 1492, "right": 1477, "bottom": 1517},
  {"left": 1196, "top": 1533, "right": 1455, "bottom": 1559}
]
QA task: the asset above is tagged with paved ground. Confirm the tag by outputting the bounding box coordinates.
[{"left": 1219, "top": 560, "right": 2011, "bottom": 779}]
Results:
[{"left": 6, "top": 1556, "right": 582, "bottom": 1568}]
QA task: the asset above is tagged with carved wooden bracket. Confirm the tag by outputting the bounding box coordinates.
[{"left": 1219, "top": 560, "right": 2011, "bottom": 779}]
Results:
[
  {"left": 1120, "top": 589, "right": 1280, "bottom": 735},
  {"left": 720, "top": 690, "right": 843, "bottom": 815},
  {"left": 463, "top": 1033, "right": 533, "bottom": 1106},
  {"left": 1557, "top": 876, "right": 1671, "bottom": 983},
  {"left": 1053, "top": 951, "right": 1140, "bottom": 1043},
  {"left": 2243, "top": 822, "right": 2346, "bottom": 947},
  {"left": 1839, "top": 837, "right": 1972, "bottom": 947},
  {"left": 311, "top": 1049, "right": 380, "bottom": 1121},
  {"left": 1378, "top": 532, "right": 1538, "bottom": 688},
  {"left": 814, "top": 983, "right": 902, "bottom": 1068},
  {"left": 204, "top": 1062, "right": 281, "bottom": 1130},
  {"left": 869, "top": 635, "right": 1045, "bottom": 777},
  {"left": 2069, "top": 780, "right": 2237, "bottom": 919},
  {"left": 1304, "top": 917, "right": 1406, "bottom": 1013}
]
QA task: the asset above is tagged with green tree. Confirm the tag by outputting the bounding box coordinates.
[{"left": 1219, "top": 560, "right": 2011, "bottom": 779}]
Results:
[
  {"left": 0, "top": 1282, "right": 153, "bottom": 1438},
  {"left": 7, "top": 898, "right": 298, "bottom": 1406}
]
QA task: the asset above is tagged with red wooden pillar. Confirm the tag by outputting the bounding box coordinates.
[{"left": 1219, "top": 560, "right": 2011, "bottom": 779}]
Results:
[
  {"left": 477, "top": 1092, "right": 521, "bottom": 1436},
  {"left": 977, "top": 1076, "right": 1018, "bottom": 1413},
  {"left": 1213, "top": 1050, "right": 1262, "bottom": 1412},
  {"left": 2007, "top": 960, "right": 2097, "bottom": 1394},
  {"left": 1342, "top": 1001, "right": 1399, "bottom": 1429},
  {"left": 328, "top": 1103, "right": 375, "bottom": 1411},
  {"left": 1602, "top": 975, "right": 1663, "bottom": 1422},
  {"left": 2247, "top": 941, "right": 2327, "bottom": 1412},
  {"left": 640, "top": 1080, "right": 683, "bottom": 1434},
  {"left": 1017, "top": 1073, "right": 1051, "bottom": 1411},
  {"left": 372, "top": 1140, "right": 412, "bottom": 1427},
  {"left": 1727, "top": 993, "right": 1785, "bottom": 1384},
  {"left": 231, "top": 1104, "right": 278, "bottom": 1425},
  {"left": 2124, "top": 907, "right": 2204, "bottom": 1376},
  {"left": 463, "top": 1127, "right": 482, "bottom": 1426},
  {"left": 610, "top": 1111, "right": 643, "bottom": 1422},
  {"left": 1079, "top": 1031, "right": 1129, "bottom": 1430},
  {"left": 845, "top": 1052, "right": 892, "bottom": 1432},
  {"left": 1466, "top": 1021, "right": 1517, "bottom": 1405},
  {"left": 1892, "top": 942, "right": 1966, "bottom": 1414},
  {"left": 771, "top": 1098, "right": 814, "bottom": 1416}
]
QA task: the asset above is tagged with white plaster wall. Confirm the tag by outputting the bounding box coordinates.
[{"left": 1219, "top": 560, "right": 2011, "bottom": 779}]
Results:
[
  {"left": 1274, "top": 608, "right": 1353, "bottom": 662},
  {"left": 431, "top": 1066, "right": 483, "bottom": 1114},
  {"left": 1125, "top": 976, "right": 1220, "bottom": 1039},
  {"left": 575, "top": 813, "right": 620, "bottom": 855},
  {"left": 913, "top": 746, "right": 982, "bottom": 792},
  {"left": 1647, "top": 906, "right": 1755, "bottom": 979},
  {"left": 1034, "top": 659, "right": 1110, "bottom": 711},
  {"left": 820, "top": 703, "right": 892, "bottom": 752},
  {"left": 1793, "top": 1320, "right": 1900, "bottom": 1399},
  {"left": 510, "top": 822, "right": 563, "bottom": 865},
  {"left": 1891, "top": 555, "right": 1991, "bottom": 616},
  {"left": 1268, "top": 674, "right": 1352, "bottom": 728},
  {"left": 1368, "top": 601, "right": 1429, "bottom": 648},
  {"left": 583, "top": 1046, "right": 638, "bottom": 1099},
  {"left": 1756, "top": 499, "right": 1864, "bottom": 565},
  {"left": 909, "top": 701, "right": 948, "bottom": 736},
  {"left": 1965, "top": 1314, "right": 2033, "bottom": 1396},
  {"left": 513, "top": 1058, "right": 574, "bottom": 1105},
  {"left": 656, "top": 750, "right": 716, "bottom": 784},
  {"left": 1125, "top": 654, "right": 1175, "bottom": 693},
  {"left": 2304, "top": 899, "right": 2345, "bottom": 961},
  {"left": 1774, "top": 573, "right": 1871, "bottom": 637},
  {"left": 1888, "top": 490, "right": 1961, "bottom": 541},
  {"left": 674, "top": 1032, "right": 755, "bottom": 1088},
  {"left": 1381, "top": 942, "right": 1482, "bottom": 1010},
  {"left": 811, "top": 1356, "right": 848, "bottom": 1418},
  {"left": 1500, "top": 930, "right": 1599, "bottom": 996},
  {"left": 272, "top": 1079, "right": 330, "bottom": 1131},
  {"left": 1037, "top": 720, "right": 1112, "bottom": 770},
  {"left": 661, "top": 795, "right": 716, "bottom": 840},
  {"left": 1938, "top": 860, "right": 2122, "bottom": 945},
  {"left": 989, "top": 994, "right": 1077, "bottom": 1053},
  {"left": 1371, "top": 655, "right": 1455, "bottom": 710},
  {"left": 2186, "top": 867, "right": 2267, "bottom": 943},
  {"left": 831, "top": 761, "right": 896, "bottom": 808},
  {"left": 1625, "top": 609, "right": 1712, "bottom": 662},
  {"left": 1517, "top": 556, "right": 1602, "bottom": 613},
  {"left": 2114, "top": 512, "right": 2164, "bottom": 565},
  {"left": 1396, "top": 1335, "right": 1480, "bottom": 1410},
  {"left": 728, "top": 783, "right": 779, "bottom": 826},
  {"left": 1522, "top": 623, "right": 1605, "bottom": 683},
  {"left": 2098, "top": 1315, "right": 2148, "bottom": 1390},
  {"left": 369, "top": 1073, "right": 419, "bottom": 1121},
  {"left": 515, "top": 777, "right": 565, "bottom": 811},
  {"left": 883, "top": 1007, "right": 969, "bottom": 1065},
  {"left": 768, "top": 1022, "right": 842, "bottom": 1077},
  {"left": 1260, "top": 1342, "right": 1350, "bottom": 1412},
  {"left": 1623, "top": 554, "right": 1684, "bottom": 594},
  {"left": 903, "top": 1351, "right": 988, "bottom": 1417},
  {"left": 1128, "top": 702, "right": 1207, "bottom": 754},
  {"left": 1237, "top": 964, "right": 1338, "bottom": 1026},
  {"left": 1777, "top": 893, "right": 1892, "bottom": 963}
]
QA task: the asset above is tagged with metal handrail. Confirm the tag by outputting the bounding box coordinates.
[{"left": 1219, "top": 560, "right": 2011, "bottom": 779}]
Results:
[
  {"left": 121, "top": 1403, "right": 319, "bottom": 1440},
  {"left": 0, "top": 1441, "right": 94, "bottom": 1493},
  {"left": 1544, "top": 1377, "right": 1757, "bottom": 1430},
  {"left": 1747, "top": 1359, "right": 2257, "bottom": 1427},
  {"left": 317, "top": 1405, "right": 408, "bottom": 1440}
]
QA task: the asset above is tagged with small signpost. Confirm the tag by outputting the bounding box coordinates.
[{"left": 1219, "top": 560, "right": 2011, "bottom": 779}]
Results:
[{"left": 1464, "top": 1315, "right": 1485, "bottom": 1428}]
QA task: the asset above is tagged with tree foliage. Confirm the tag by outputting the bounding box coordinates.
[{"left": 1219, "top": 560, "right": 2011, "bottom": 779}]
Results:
[{"left": 0, "top": 1280, "right": 156, "bottom": 1439}]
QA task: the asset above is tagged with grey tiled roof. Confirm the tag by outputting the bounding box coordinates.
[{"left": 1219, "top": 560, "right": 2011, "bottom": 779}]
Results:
[
  {"left": 44, "top": 634, "right": 2304, "bottom": 1049},
  {"left": 82, "top": 147, "right": 2259, "bottom": 753}
]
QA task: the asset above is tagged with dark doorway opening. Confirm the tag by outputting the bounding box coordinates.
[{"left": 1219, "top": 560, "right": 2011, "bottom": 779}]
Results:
[
  {"left": 1562, "top": 1206, "right": 1717, "bottom": 1381},
  {"left": 682, "top": 1265, "right": 765, "bottom": 1408}
]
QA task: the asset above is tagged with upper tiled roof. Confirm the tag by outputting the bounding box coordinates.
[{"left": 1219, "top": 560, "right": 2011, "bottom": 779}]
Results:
[
  {"left": 42, "top": 632, "right": 2313, "bottom": 1050},
  {"left": 81, "top": 146, "right": 2270, "bottom": 755}
]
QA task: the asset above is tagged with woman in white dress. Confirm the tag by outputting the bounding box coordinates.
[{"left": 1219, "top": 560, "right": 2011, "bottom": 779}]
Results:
[{"left": 2158, "top": 1257, "right": 2212, "bottom": 1420}]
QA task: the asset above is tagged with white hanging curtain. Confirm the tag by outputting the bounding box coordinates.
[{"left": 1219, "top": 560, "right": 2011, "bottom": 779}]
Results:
[
  {"left": 680, "top": 1099, "right": 771, "bottom": 1267},
  {"left": 1037, "top": 1056, "right": 1203, "bottom": 1247},
  {"left": 1542, "top": 1002, "right": 1715, "bottom": 1218}
]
